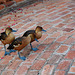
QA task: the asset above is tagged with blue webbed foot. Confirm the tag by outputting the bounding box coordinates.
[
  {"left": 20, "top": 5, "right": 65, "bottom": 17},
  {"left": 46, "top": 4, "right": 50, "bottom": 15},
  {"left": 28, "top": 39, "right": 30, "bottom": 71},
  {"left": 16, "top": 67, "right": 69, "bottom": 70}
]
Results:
[
  {"left": 4, "top": 51, "right": 10, "bottom": 56},
  {"left": 35, "top": 38, "right": 39, "bottom": 42},
  {"left": 10, "top": 49, "right": 17, "bottom": 53},
  {"left": 32, "top": 47, "right": 39, "bottom": 51},
  {"left": 19, "top": 56, "right": 26, "bottom": 61}
]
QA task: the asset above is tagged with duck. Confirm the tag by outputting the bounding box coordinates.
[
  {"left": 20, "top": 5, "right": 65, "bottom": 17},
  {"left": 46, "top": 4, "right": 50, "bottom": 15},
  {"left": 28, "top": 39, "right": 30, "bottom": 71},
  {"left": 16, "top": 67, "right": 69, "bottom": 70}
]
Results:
[
  {"left": 23, "top": 26, "right": 46, "bottom": 51},
  {"left": 7, "top": 34, "right": 33, "bottom": 60},
  {"left": 0, "top": 27, "right": 17, "bottom": 56}
]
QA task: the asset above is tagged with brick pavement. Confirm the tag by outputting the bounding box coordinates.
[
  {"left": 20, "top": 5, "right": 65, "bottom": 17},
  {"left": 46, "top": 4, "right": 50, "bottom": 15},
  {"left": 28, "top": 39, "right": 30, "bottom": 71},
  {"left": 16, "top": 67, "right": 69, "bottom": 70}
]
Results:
[{"left": 0, "top": 0, "right": 75, "bottom": 75}]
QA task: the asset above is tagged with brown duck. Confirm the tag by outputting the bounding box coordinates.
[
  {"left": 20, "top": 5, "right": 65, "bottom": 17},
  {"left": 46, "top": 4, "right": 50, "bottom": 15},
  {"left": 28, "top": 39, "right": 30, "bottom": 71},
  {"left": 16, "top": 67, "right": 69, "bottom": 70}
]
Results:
[
  {"left": 0, "top": 27, "right": 17, "bottom": 56},
  {"left": 23, "top": 26, "right": 46, "bottom": 51},
  {"left": 7, "top": 34, "right": 34, "bottom": 60}
]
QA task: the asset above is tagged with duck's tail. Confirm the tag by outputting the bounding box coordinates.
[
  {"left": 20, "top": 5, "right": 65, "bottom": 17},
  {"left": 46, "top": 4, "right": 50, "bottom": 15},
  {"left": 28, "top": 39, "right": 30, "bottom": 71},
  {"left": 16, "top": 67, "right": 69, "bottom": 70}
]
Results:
[
  {"left": 7, "top": 44, "right": 14, "bottom": 50},
  {"left": 0, "top": 35, "right": 1, "bottom": 40}
]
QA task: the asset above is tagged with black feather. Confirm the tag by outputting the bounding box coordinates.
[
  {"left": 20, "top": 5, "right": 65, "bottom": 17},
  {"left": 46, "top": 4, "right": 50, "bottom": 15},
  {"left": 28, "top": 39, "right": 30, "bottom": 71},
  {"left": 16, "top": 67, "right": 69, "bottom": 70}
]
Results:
[
  {"left": 0, "top": 32, "right": 7, "bottom": 40},
  {"left": 23, "top": 30, "right": 35, "bottom": 37},
  {"left": 7, "top": 37, "right": 22, "bottom": 50}
]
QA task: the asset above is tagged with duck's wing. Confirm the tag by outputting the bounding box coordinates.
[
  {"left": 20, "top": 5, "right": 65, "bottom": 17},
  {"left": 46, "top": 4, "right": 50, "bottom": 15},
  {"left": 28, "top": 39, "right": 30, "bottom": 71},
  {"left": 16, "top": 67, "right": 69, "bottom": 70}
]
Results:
[
  {"left": 0, "top": 32, "right": 7, "bottom": 40},
  {"left": 23, "top": 30, "right": 35, "bottom": 37},
  {"left": 7, "top": 37, "right": 23, "bottom": 50}
]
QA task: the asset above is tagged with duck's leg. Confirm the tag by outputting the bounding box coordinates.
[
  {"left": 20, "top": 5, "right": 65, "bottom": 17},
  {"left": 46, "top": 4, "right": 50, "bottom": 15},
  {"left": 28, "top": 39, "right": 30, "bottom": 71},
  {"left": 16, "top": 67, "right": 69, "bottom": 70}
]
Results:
[
  {"left": 4, "top": 45, "right": 10, "bottom": 56},
  {"left": 10, "top": 49, "right": 17, "bottom": 53},
  {"left": 30, "top": 43, "right": 38, "bottom": 51},
  {"left": 35, "top": 38, "right": 39, "bottom": 42},
  {"left": 18, "top": 52, "right": 26, "bottom": 61}
]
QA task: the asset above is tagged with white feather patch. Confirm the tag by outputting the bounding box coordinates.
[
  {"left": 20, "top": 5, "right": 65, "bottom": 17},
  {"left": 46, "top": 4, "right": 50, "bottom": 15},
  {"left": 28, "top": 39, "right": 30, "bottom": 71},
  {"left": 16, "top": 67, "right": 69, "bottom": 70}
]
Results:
[{"left": 13, "top": 44, "right": 20, "bottom": 47}]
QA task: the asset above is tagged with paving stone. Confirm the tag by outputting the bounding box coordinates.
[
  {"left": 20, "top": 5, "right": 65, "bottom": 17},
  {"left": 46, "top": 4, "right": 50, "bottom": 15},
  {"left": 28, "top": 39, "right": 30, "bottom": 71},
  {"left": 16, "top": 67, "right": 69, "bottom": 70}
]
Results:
[
  {"left": 27, "top": 70, "right": 39, "bottom": 75},
  {"left": 56, "top": 60, "right": 72, "bottom": 70},
  {"left": 47, "top": 54, "right": 62, "bottom": 64},
  {"left": 48, "top": 42, "right": 60, "bottom": 51},
  {"left": 69, "top": 67, "right": 75, "bottom": 73},
  {"left": 2, "top": 70, "right": 14, "bottom": 75},
  {"left": 64, "top": 50, "right": 75, "bottom": 59},
  {"left": 54, "top": 70, "right": 66, "bottom": 75},
  {"left": 30, "top": 59, "right": 46, "bottom": 70},
  {"left": 41, "top": 64, "right": 55, "bottom": 75},
  {"left": 56, "top": 45, "right": 69, "bottom": 54}
]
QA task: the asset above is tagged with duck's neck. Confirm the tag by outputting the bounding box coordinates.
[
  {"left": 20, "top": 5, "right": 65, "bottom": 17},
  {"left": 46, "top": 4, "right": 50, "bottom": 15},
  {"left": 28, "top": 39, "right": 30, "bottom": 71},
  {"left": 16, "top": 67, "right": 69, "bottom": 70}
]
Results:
[{"left": 6, "top": 31, "right": 11, "bottom": 36}]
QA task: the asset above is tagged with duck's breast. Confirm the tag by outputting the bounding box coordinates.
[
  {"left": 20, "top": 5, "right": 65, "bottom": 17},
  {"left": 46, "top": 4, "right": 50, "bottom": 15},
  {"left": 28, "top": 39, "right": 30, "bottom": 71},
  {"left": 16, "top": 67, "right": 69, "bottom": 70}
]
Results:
[{"left": 2, "top": 33, "right": 15, "bottom": 45}]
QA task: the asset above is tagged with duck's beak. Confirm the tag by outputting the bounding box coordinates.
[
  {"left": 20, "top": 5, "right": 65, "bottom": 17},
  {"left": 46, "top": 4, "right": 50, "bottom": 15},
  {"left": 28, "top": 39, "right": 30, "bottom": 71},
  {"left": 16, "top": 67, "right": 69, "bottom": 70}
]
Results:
[
  {"left": 12, "top": 29, "right": 17, "bottom": 32},
  {"left": 42, "top": 29, "right": 46, "bottom": 32}
]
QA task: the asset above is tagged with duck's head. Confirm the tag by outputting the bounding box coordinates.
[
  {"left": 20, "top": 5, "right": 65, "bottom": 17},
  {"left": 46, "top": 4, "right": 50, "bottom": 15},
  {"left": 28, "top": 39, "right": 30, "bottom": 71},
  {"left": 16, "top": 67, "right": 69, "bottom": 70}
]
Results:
[
  {"left": 35, "top": 26, "right": 46, "bottom": 32},
  {"left": 5, "top": 27, "right": 17, "bottom": 35}
]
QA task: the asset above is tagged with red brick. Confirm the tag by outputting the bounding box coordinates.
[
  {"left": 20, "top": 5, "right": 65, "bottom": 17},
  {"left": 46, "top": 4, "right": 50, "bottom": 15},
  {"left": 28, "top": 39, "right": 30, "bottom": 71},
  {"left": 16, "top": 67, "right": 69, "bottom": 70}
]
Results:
[
  {"left": 14, "top": 0, "right": 24, "bottom": 3},
  {"left": 61, "top": 14, "right": 72, "bottom": 19},
  {"left": 27, "top": 70, "right": 39, "bottom": 75},
  {"left": 63, "top": 30, "right": 75, "bottom": 36},
  {"left": 56, "top": 60, "right": 71, "bottom": 70},
  {"left": 36, "top": 9, "right": 46, "bottom": 14},
  {"left": 35, "top": 13, "right": 46, "bottom": 18},
  {"left": 37, "top": 21, "right": 48, "bottom": 26},
  {"left": 59, "top": 11, "right": 70, "bottom": 15},
  {"left": 56, "top": 35, "right": 68, "bottom": 42},
  {"left": 47, "top": 28, "right": 57, "bottom": 34},
  {"left": 2, "top": 70, "right": 14, "bottom": 75},
  {"left": 72, "top": 62, "right": 75, "bottom": 66},
  {"left": 56, "top": 4, "right": 67, "bottom": 9},
  {"left": 51, "top": 19, "right": 63, "bottom": 25},
  {"left": 0, "top": 65, "right": 6, "bottom": 74},
  {"left": 71, "top": 44, "right": 75, "bottom": 50},
  {"left": 63, "top": 28, "right": 74, "bottom": 32},
  {"left": 6, "top": 60, "right": 22, "bottom": 70},
  {"left": 68, "top": 73, "right": 75, "bottom": 75},
  {"left": 51, "top": 32, "right": 61, "bottom": 38},
  {"left": 63, "top": 18, "right": 74, "bottom": 24},
  {"left": 65, "top": 51, "right": 75, "bottom": 59},
  {"left": 40, "top": 51, "right": 53, "bottom": 60},
  {"left": 43, "top": 24, "right": 52, "bottom": 30},
  {"left": 56, "top": 45, "right": 69, "bottom": 53},
  {"left": 24, "top": 54, "right": 38, "bottom": 63},
  {"left": 47, "top": 5, "right": 56, "bottom": 9},
  {"left": 54, "top": 70, "right": 66, "bottom": 75},
  {"left": 48, "top": 42, "right": 60, "bottom": 51},
  {"left": 0, "top": 56, "right": 13, "bottom": 65},
  {"left": 49, "top": 15, "right": 60, "bottom": 20},
  {"left": 46, "top": 8, "right": 56, "bottom": 13},
  {"left": 70, "top": 8, "right": 75, "bottom": 11},
  {"left": 0, "top": 5, "right": 5, "bottom": 10},
  {"left": 48, "top": 11, "right": 58, "bottom": 17},
  {"left": 64, "top": 37, "right": 75, "bottom": 45},
  {"left": 41, "top": 64, "right": 55, "bottom": 75},
  {"left": 30, "top": 59, "right": 46, "bottom": 70},
  {"left": 69, "top": 67, "right": 75, "bottom": 73},
  {"left": 55, "top": 1, "right": 66, "bottom": 6},
  {"left": 47, "top": 54, "right": 62, "bottom": 64},
  {"left": 67, "top": 22, "right": 75, "bottom": 28},
  {"left": 42, "top": 38, "right": 55, "bottom": 45},
  {"left": 58, "top": 8, "right": 67, "bottom": 12},
  {"left": 12, "top": 23, "right": 24, "bottom": 29},
  {"left": 68, "top": 5, "right": 75, "bottom": 8}
]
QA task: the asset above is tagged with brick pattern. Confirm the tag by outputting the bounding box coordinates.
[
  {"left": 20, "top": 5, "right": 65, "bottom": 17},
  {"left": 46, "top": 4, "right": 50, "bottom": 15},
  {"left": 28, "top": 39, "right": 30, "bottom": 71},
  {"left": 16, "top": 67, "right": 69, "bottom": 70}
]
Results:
[{"left": 0, "top": 0, "right": 75, "bottom": 75}]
